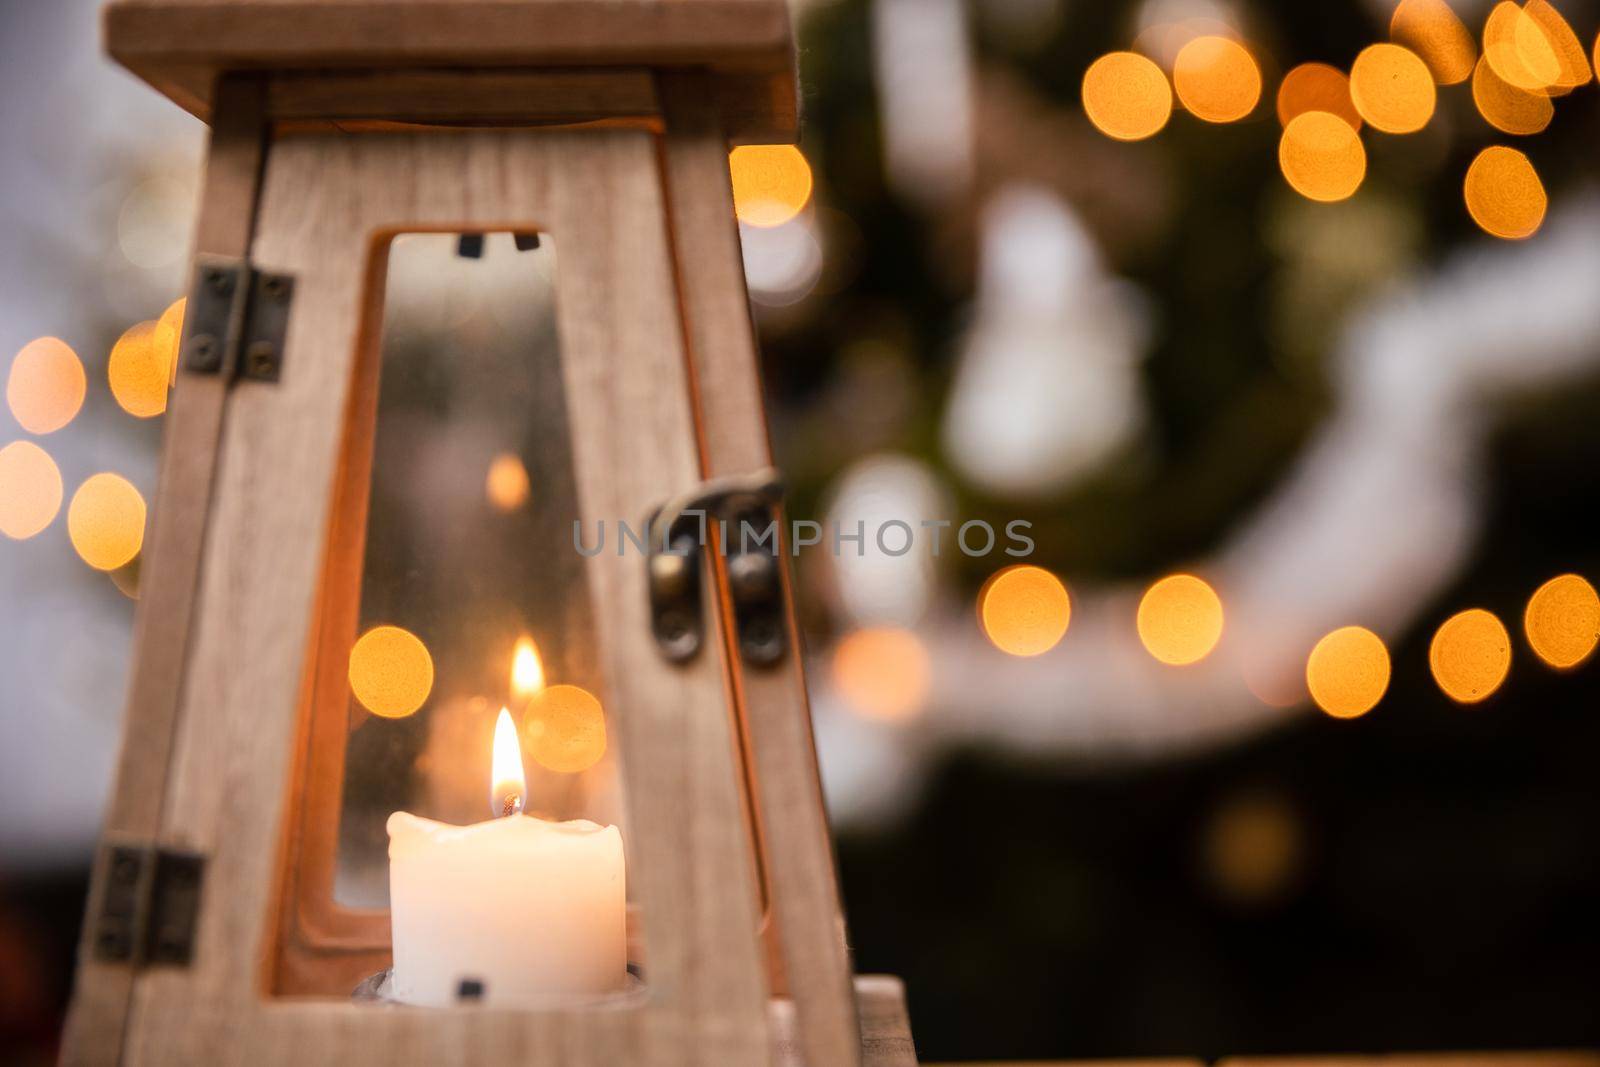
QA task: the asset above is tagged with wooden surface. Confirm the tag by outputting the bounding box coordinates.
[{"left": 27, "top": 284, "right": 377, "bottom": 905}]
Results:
[
  {"left": 772, "top": 976, "right": 916, "bottom": 1067},
  {"left": 1219, "top": 1055, "right": 1600, "bottom": 1067},
  {"left": 266, "top": 70, "right": 659, "bottom": 125},
  {"left": 105, "top": 126, "right": 773, "bottom": 1066},
  {"left": 267, "top": 147, "right": 391, "bottom": 995},
  {"left": 924, "top": 1062, "right": 1202, "bottom": 1067},
  {"left": 103, "top": 0, "right": 797, "bottom": 142},
  {"left": 926, "top": 1061, "right": 1203, "bottom": 1067},
  {"left": 928, "top": 1056, "right": 1599, "bottom": 1067},
  {"left": 658, "top": 73, "right": 866, "bottom": 1067},
  {"left": 853, "top": 975, "right": 918, "bottom": 1067},
  {"left": 58, "top": 74, "right": 269, "bottom": 1067}
]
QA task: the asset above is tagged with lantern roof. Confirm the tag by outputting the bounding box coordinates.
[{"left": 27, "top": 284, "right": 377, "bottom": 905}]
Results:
[{"left": 104, "top": 0, "right": 798, "bottom": 141}]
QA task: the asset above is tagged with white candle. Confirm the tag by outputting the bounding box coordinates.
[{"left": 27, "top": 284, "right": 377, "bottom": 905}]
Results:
[{"left": 386, "top": 708, "right": 627, "bottom": 1006}]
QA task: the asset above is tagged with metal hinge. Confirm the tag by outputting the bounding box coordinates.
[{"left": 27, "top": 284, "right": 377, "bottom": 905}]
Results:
[
  {"left": 646, "top": 469, "right": 788, "bottom": 668},
  {"left": 91, "top": 842, "right": 206, "bottom": 970},
  {"left": 181, "top": 253, "right": 295, "bottom": 384}
]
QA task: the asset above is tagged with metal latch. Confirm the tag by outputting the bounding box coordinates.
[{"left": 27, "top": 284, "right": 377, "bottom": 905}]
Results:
[
  {"left": 91, "top": 842, "right": 206, "bottom": 969},
  {"left": 182, "top": 253, "right": 295, "bottom": 383},
  {"left": 646, "top": 469, "right": 788, "bottom": 668}
]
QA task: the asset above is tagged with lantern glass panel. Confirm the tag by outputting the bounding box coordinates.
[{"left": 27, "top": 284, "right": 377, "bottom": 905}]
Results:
[{"left": 324, "top": 232, "right": 624, "bottom": 909}]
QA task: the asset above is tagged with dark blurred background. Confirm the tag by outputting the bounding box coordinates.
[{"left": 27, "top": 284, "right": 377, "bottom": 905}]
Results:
[
  {"left": 5, "top": 0, "right": 1600, "bottom": 1063},
  {"left": 788, "top": 0, "right": 1600, "bottom": 1059}
]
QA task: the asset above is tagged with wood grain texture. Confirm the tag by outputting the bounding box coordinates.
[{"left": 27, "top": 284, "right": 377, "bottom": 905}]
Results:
[
  {"left": 60, "top": 73, "right": 268, "bottom": 1067},
  {"left": 102, "top": 0, "right": 798, "bottom": 141},
  {"left": 854, "top": 976, "right": 918, "bottom": 1067},
  {"left": 113, "top": 127, "right": 774, "bottom": 1066},
  {"left": 268, "top": 193, "right": 391, "bottom": 996},
  {"left": 658, "top": 73, "right": 865, "bottom": 1067},
  {"left": 265, "top": 70, "right": 660, "bottom": 124},
  {"left": 772, "top": 976, "right": 916, "bottom": 1067}
]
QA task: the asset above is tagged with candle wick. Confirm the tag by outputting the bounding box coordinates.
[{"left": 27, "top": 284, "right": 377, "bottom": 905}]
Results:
[{"left": 501, "top": 793, "right": 524, "bottom": 818}]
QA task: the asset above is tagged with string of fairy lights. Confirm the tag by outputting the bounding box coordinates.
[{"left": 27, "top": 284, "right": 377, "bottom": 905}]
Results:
[
  {"left": 948, "top": 563, "right": 1599, "bottom": 721},
  {"left": 1080, "top": 0, "right": 1595, "bottom": 240}
]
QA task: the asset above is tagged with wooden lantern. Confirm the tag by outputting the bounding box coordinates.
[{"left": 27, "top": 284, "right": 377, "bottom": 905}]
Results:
[{"left": 62, "top": 2, "right": 916, "bottom": 1064}]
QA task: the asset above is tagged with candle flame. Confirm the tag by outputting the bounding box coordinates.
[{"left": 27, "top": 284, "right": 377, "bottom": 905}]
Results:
[
  {"left": 510, "top": 635, "right": 545, "bottom": 699},
  {"left": 490, "top": 707, "right": 526, "bottom": 817}
]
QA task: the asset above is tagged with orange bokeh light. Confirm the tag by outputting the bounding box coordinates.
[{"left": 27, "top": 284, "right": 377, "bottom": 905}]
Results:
[
  {"left": 67, "top": 472, "right": 146, "bottom": 571},
  {"left": 1276, "top": 63, "right": 1361, "bottom": 130},
  {"left": 154, "top": 297, "right": 186, "bottom": 387},
  {"left": 1349, "top": 43, "right": 1436, "bottom": 133},
  {"left": 1524, "top": 574, "right": 1600, "bottom": 669},
  {"left": 486, "top": 452, "right": 531, "bottom": 512},
  {"left": 1136, "top": 574, "right": 1224, "bottom": 666},
  {"left": 1483, "top": 1, "right": 1561, "bottom": 93},
  {"left": 7, "top": 337, "right": 85, "bottom": 435},
  {"left": 1173, "top": 36, "right": 1261, "bottom": 123},
  {"left": 348, "top": 625, "right": 435, "bottom": 718},
  {"left": 979, "top": 565, "right": 1071, "bottom": 657},
  {"left": 1306, "top": 626, "right": 1390, "bottom": 719},
  {"left": 1464, "top": 146, "right": 1547, "bottom": 239},
  {"left": 1472, "top": 55, "right": 1553, "bottom": 135},
  {"left": 1521, "top": 0, "right": 1590, "bottom": 93},
  {"left": 524, "top": 683, "right": 608, "bottom": 773},
  {"left": 1389, "top": 0, "right": 1477, "bottom": 85},
  {"left": 832, "top": 626, "right": 931, "bottom": 722},
  {"left": 1429, "top": 608, "right": 1512, "bottom": 703},
  {"left": 1279, "top": 111, "right": 1367, "bottom": 202},
  {"left": 0, "top": 440, "right": 64, "bottom": 540},
  {"left": 1082, "top": 51, "right": 1173, "bottom": 141},
  {"left": 108, "top": 320, "right": 171, "bottom": 418},
  {"left": 729, "top": 145, "right": 814, "bottom": 229}
]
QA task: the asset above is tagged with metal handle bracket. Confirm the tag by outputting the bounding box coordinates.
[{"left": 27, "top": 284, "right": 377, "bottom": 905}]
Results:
[{"left": 645, "top": 469, "right": 788, "bottom": 667}]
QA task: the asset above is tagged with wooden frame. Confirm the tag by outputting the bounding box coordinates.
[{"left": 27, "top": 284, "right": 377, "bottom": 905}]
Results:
[
  {"left": 61, "top": 73, "right": 271, "bottom": 1067},
  {"left": 64, "top": 5, "right": 915, "bottom": 1064},
  {"left": 103, "top": 0, "right": 798, "bottom": 143},
  {"left": 80, "top": 119, "right": 778, "bottom": 1067}
]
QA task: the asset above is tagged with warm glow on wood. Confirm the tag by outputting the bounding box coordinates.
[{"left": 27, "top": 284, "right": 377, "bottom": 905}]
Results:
[
  {"left": 1173, "top": 36, "right": 1261, "bottom": 123},
  {"left": 1349, "top": 43, "right": 1436, "bottom": 133},
  {"left": 1278, "top": 111, "right": 1367, "bottom": 202},
  {"left": 1082, "top": 51, "right": 1173, "bottom": 141},
  {"left": 524, "top": 684, "right": 608, "bottom": 773},
  {"left": 728, "top": 145, "right": 814, "bottom": 228},
  {"left": 0, "top": 440, "right": 63, "bottom": 540},
  {"left": 7, "top": 337, "right": 85, "bottom": 435},
  {"left": 348, "top": 624, "right": 435, "bottom": 718},
  {"left": 979, "top": 565, "right": 1071, "bottom": 657},
  {"left": 491, "top": 706, "right": 527, "bottom": 817},
  {"left": 1464, "top": 146, "right": 1546, "bottom": 239},
  {"left": 67, "top": 472, "right": 145, "bottom": 570},
  {"left": 1524, "top": 574, "right": 1600, "bottom": 669},
  {"left": 1429, "top": 608, "right": 1511, "bottom": 703},
  {"left": 1306, "top": 626, "right": 1390, "bottom": 719},
  {"left": 1136, "top": 574, "right": 1224, "bottom": 666}
]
